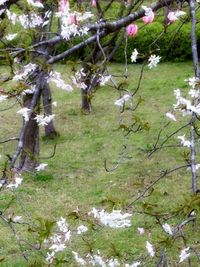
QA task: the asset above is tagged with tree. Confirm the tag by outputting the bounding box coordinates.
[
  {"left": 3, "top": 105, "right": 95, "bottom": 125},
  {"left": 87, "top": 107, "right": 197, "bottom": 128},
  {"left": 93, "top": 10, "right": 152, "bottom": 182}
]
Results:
[{"left": 1, "top": 0, "right": 200, "bottom": 265}]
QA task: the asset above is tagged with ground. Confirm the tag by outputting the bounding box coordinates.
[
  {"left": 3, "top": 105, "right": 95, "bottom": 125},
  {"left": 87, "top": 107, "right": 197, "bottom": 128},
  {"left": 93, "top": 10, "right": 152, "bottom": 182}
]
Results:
[{"left": 0, "top": 62, "right": 199, "bottom": 266}]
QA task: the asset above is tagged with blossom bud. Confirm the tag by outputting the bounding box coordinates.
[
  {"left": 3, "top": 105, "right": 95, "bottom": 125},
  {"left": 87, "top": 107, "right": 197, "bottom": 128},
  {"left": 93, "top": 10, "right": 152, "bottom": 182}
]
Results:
[
  {"left": 167, "top": 11, "right": 176, "bottom": 23},
  {"left": 92, "top": 0, "right": 97, "bottom": 7},
  {"left": 142, "top": 12, "right": 155, "bottom": 24},
  {"left": 126, "top": 24, "right": 138, "bottom": 37}
]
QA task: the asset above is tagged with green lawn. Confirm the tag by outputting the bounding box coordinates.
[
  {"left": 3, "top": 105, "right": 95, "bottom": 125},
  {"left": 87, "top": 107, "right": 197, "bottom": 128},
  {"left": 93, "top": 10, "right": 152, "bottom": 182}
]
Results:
[{"left": 0, "top": 62, "right": 199, "bottom": 266}]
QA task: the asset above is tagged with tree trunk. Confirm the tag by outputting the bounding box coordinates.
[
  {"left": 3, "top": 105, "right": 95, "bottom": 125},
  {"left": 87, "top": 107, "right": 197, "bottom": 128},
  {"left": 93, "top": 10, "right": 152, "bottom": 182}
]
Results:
[
  {"left": 42, "top": 82, "right": 58, "bottom": 138},
  {"left": 81, "top": 89, "right": 92, "bottom": 114},
  {"left": 18, "top": 95, "right": 40, "bottom": 172}
]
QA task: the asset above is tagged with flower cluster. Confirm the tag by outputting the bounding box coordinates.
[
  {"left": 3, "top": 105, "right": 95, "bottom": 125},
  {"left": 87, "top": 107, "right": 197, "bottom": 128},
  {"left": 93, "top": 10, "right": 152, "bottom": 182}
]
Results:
[
  {"left": 56, "top": 1, "right": 93, "bottom": 40},
  {"left": 0, "top": 94, "right": 8, "bottom": 102},
  {"left": 34, "top": 114, "right": 55, "bottom": 126},
  {"left": 45, "top": 217, "right": 71, "bottom": 264},
  {"left": 35, "top": 163, "right": 48, "bottom": 172},
  {"left": 71, "top": 68, "right": 87, "bottom": 90},
  {"left": 48, "top": 71, "right": 73, "bottom": 91},
  {"left": 13, "top": 63, "right": 37, "bottom": 81},
  {"left": 17, "top": 107, "right": 31, "bottom": 122},
  {"left": 6, "top": 10, "right": 49, "bottom": 29},
  {"left": 148, "top": 55, "right": 161, "bottom": 69},
  {"left": 6, "top": 174, "right": 23, "bottom": 190},
  {"left": 89, "top": 208, "right": 132, "bottom": 228},
  {"left": 114, "top": 94, "right": 132, "bottom": 107}
]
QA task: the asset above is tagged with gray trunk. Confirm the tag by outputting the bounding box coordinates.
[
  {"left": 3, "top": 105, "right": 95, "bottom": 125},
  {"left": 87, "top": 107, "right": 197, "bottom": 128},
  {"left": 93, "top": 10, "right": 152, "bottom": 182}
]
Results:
[
  {"left": 42, "top": 82, "right": 58, "bottom": 138},
  {"left": 18, "top": 95, "right": 40, "bottom": 172}
]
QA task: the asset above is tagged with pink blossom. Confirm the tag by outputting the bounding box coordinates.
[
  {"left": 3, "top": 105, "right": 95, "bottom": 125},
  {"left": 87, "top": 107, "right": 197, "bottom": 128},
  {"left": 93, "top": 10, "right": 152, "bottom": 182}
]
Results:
[
  {"left": 142, "top": 12, "right": 154, "bottom": 24},
  {"left": 92, "top": 0, "right": 97, "bottom": 7},
  {"left": 69, "top": 14, "right": 78, "bottom": 25},
  {"left": 167, "top": 12, "right": 176, "bottom": 23},
  {"left": 58, "top": 0, "right": 69, "bottom": 13},
  {"left": 167, "top": 10, "right": 186, "bottom": 24},
  {"left": 126, "top": 24, "right": 138, "bottom": 37}
]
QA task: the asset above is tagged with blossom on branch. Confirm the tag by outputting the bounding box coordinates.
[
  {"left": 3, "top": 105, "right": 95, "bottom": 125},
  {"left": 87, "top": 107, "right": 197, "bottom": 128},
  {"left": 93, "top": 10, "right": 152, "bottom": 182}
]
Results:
[
  {"left": 35, "top": 163, "right": 48, "bottom": 171},
  {"left": 162, "top": 223, "right": 173, "bottom": 235},
  {"left": 148, "top": 55, "right": 161, "bottom": 69},
  {"left": 89, "top": 208, "right": 132, "bottom": 228},
  {"left": 0, "top": 95, "right": 8, "bottom": 102},
  {"left": 77, "top": 225, "right": 88, "bottom": 235},
  {"left": 179, "top": 247, "right": 190, "bottom": 263},
  {"left": 17, "top": 107, "right": 31, "bottom": 122},
  {"left": 114, "top": 94, "right": 132, "bottom": 107},
  {"left": 5, "top": 33, "right": 17, "bottom": 41},
  {"left": 185, "top": 77, "right": 200, "bottom": 89},
  {"left": 72, "top": 251, "right": 87, "bottom": 266},
  {"left": 0, "top": 0, "right": 8, "bottom": 5},
  {"left": 142, "top": 6, "right": 154, "bottom": 24},
  {"left": 6, "top": 175, "right": 23, "bottom": 190},
  {"left": 146, "top": 241, "right": 155, "bottom": 257},
  {"left": 177, "top": 135, "right": 191, "bottom": 147},
  {"left": 167, "top": 10, "right": 186, "bottom": 24},
  {"left": 126, "top": 24, "right": 138, "bottom": 37},
  {"left": 13, "top": 63, "right": 37, "bottom": 81},
  {"left": 27, "top": 0, "right": 44, "bottom": 9},
  {"left": 34, "top": 114, "right": 55, "bottom": 126},
  {"left": 131, "top": 49, "right": 139, "bottom": 63},
  {"left": 49, "top": 71, "right": 73, "bottom": 92},
  {"left": 165, "top": 112, "right": 176, "bottom": 121}
]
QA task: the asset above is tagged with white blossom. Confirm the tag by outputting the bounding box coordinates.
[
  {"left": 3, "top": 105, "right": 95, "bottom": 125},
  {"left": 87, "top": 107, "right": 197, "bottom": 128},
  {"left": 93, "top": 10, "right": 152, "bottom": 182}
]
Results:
[
  {"left": 46, "top": 251, "right": 55, "bottom": 264},
  {"left": 13, "top": 63, "right": 37, "bottom": 81},
  {"left": 89, "top": 208, "right": 132, "bottom": 228},
  {"left": 34, "top": 114, "right": 55, "bottom": 126},
  {"left": 114, "top": 94, "right": 132, "bottom": 107},
  {"left": 52, "top": 101, "right": 57, "bottom": 107},
  {"left": 142, "top": 5, "right": 153, "bottom": 16},
  {"left": 99, "top": 74, "right": 111, "bottom": 86},
  {"left": 17, "top": 107, "right": 31, "bottom": 122},
  {"left": 49, "top": 243, "right": 66, "bottom": 252},
  {"left": 22, "top": 85, "right": 36, "bottom": 95},
  {"left": 137, "top": 227, "right": 145, "bottom": 235},
  {"left": 7, "top": 176, "right": 23, "bottom": 189},
  {"left": 77, "top": 225, "right": 88, "bottom": 235},
  {"left": 5, "top": 33, "right": 17, "bottom": 41},
  {"left": 0, "top": 0, "right": 8, "bottom": 5},
  {"left": 125, "top": 262, "right": 141, "bottom": 267},
  {"left": 107, "top": 258, "right": 120, "bottom": 267},
  {"left": 162, "top": 223, "right": 173, "bottom": 235},
  {"left": 179, "top": 247, "right": 190, "bottom": 263},
  {"left": 165, "top": 112, "right": 176, "bottom": 121},
  {"left": 146, "top": 241, "right": 155, "bottom": 257},
  {"left": 188, "top": 89, "right": 199, "bottom": 98},
  {"left": 49, "top": 71, "right": 73, "bottom": 91},
  {"left": 131, "top": 49, "right": 139, "bottom": 63},
  {"left": 177, "top": 135, "right": 191, "bottom": 147},
  {"left": 6, "top": 10, "right": 17, "bottom": 24},
  {"left": 148, "top": 55, "right": 161, "bottom": 69},
  {"left": 72, "top": 251, "right": 86, "bottom": 266},
  {"left": 35, "top": 163, "right": 48, "bottom": 171},
  {"left": 0, "top": 95, "right": 8, "bottom": 102},
  {"left": 12, "top": 216, "right": 22, "bottom": 223},
  {"left": 57, "top": 217, "right": 69, "bottom": 233},
  {"left": 0, "top": 9, "right": 5, "bottom": 15},
  {"left": 27, "top": 0, "right": 44, "bottom": 8},
  {"left": 185, "top": 77, "right": 200, "bottom": 89}
]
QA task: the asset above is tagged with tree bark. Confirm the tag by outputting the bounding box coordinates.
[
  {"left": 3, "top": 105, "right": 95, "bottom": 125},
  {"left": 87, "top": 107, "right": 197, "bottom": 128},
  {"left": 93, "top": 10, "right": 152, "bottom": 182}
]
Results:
[
  {"left": 42, "top": 82, "right": 58, "bottom": 138},
  {"left": 18, "top": 94, "right": 40, "bottom": 172},
  {"left": 81, "top": 88, "right": 92, "bottom": 114}
]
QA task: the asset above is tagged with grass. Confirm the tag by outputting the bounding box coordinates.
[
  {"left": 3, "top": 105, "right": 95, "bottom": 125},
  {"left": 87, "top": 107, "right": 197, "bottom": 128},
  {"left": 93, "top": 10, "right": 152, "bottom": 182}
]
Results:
[{"left": 0, "top": 62, "right": 200, "bottom": 266}]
